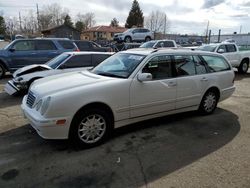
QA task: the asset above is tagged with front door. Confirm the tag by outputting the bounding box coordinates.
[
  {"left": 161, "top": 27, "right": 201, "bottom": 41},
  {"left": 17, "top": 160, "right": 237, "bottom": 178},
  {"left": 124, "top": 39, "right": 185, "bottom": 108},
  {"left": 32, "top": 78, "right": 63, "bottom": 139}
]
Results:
[
  {"left": 130, "top": 55, "right": 176, "bottom": 118},
  {"left": 8, "top": 40, "right": 36, "bottom": 69}
]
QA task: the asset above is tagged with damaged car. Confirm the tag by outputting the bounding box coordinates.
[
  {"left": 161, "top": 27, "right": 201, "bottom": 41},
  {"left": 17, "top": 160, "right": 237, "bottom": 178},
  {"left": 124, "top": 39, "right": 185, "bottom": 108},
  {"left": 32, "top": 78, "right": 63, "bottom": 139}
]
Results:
[{"left": 4, "top": 51, "right": 113, "bottom": 95}]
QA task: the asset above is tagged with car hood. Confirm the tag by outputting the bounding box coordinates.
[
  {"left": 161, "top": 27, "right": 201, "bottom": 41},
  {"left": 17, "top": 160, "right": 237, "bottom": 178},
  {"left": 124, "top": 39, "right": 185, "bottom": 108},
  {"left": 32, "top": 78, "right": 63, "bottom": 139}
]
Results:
[
  {"left": 13, "top": 64, "right": 52, "bottom": 78},
  {"left": 30, "top": 70, "right": 114, "bottom": 97}
]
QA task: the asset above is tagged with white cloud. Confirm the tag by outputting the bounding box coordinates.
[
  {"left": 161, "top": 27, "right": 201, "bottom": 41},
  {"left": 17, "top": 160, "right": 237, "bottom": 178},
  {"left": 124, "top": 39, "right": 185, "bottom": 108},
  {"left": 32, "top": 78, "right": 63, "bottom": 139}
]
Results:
[{"left": 0, "top": 0, "right": 250, "bottom": 34}]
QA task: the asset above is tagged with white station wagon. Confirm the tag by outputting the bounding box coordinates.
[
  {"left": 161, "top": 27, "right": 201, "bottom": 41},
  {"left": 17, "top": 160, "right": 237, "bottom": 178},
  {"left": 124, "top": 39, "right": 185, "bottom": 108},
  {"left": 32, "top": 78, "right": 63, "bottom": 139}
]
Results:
[{"left": 21, "top": 49, "right": 235, "bottom": 147}]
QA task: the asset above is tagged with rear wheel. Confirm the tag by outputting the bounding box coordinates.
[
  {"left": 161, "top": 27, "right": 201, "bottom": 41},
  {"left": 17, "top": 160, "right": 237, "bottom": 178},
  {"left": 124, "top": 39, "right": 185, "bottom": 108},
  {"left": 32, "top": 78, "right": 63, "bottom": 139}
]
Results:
[
  {"left": 145, "top": 36, "right": 151, "bottom": 42},
  {"left": 69, "top": 108, "right": 113, "bottom": 148},
  {"left": 238, "top": 59, "right": 249, "bottom": 74},
  {"left": 199, "top": 90, "right": 218, "bottom": 115},
  {"left": 0, "top": 64, "right": 6, "bottom": 79}
]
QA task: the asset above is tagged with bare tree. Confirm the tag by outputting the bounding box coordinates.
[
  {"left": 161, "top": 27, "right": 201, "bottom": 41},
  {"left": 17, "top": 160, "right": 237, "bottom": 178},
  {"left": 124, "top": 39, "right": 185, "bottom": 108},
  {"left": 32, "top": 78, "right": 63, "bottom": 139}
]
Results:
[
  {"left": 76, "top": 12, "right": 96, "bottom": 30},
  {"left": 22, "top": 10, "right": 38, "bottom": 35},
  {"left": 145, "top": 10, "right": 170, "bottom": 34},
  {"left": 5, "top": 16, "right": 19, "bottom": 37},
  {"left": 39, "top": 3, "right": 70, "bottom": 30}
]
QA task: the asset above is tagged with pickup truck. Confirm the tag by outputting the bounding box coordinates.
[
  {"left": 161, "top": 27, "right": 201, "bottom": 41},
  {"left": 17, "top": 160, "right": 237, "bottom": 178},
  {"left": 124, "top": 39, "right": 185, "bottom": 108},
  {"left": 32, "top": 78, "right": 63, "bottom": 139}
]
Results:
[
  {"left": 0, "top": 38, "right": 78, "bottom": 78},
  {"left": 197, "top": 43, "right": 250, "bottom": 73}
]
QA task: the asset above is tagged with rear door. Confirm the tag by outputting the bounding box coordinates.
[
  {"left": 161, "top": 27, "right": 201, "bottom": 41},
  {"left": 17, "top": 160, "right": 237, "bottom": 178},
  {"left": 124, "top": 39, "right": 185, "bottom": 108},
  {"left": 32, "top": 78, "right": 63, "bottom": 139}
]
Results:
[
  {"left": 8, "top": 40, "right": 36, "bottom": 69},
  {"left": 35, "top": 40, "right": 59, "bottom": 64},
  {"left": 174, "top": 55, "right": 210, "bottom": 109}
]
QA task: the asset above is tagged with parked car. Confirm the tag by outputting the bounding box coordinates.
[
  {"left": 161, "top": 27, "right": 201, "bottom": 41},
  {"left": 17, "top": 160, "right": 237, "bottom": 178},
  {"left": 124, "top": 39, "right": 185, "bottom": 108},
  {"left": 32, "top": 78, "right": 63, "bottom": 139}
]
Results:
[
  {"left": 111, "top": 42, "right": 142, "bottom": 52},
  {"left": 197, "top": 42, "right": 250, "bottom": 73},
  {"left": 21, "top": 49, "right": 235, "bottom": 147},
  {"left": 139, "top": 40, "right": 177, "bottom": 49},
  {"left": 4, "top": 51, "right": 113, "bottom": 95},
  {"left": 114, "top": 28, "right": 153, "bottom": 43},
  {"left": 0, "top": 38, "right": 79, "bottom": 78},
  {"left": 73, "top": 40, "right": 112, "bottom": 52}
]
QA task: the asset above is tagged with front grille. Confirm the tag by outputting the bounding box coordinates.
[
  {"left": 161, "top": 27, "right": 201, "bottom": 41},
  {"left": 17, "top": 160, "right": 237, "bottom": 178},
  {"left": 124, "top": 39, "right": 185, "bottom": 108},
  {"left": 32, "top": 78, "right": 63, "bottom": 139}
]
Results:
[{"left": 26, "top": 91, "right": 36, "bottom": 108}]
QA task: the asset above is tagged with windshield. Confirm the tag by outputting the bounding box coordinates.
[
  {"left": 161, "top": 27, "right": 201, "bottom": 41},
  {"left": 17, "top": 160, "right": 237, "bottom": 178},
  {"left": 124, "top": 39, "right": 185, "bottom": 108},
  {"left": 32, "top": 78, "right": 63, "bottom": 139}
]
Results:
[
  {"left": 46, "top": 53, "right": 71, "bottom": 69},
  {"left": 197, "top": 45, "right": 217, "bottom": 52},
  {"left": 140, "top": 41, "right": 156, "bottom": 48},
  {"left": 92, "top": 53, "right": 145, "bottom": 78}
]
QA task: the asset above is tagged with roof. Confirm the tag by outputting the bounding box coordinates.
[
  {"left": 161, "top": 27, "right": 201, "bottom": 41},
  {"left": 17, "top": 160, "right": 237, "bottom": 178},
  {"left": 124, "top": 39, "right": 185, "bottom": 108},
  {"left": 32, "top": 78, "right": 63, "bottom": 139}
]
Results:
[
  {"left": 63, "top": 51, "right": 114, "bottom": 55},
  {"left": 42, "top": 24, "right": 80, "bottom": 33},
  {"left": 84, "top": 26, "right": 127, "bottom": 33}
]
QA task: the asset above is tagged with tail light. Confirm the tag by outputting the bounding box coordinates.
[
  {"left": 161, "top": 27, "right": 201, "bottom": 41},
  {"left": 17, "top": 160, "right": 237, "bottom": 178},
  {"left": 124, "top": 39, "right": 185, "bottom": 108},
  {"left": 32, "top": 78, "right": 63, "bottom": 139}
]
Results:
[
  {"left": 75, "top": 48, "right": 80, "bottom": 52},
  {"left": 109, "top": 48, "right": 113, "bottom": 52}
]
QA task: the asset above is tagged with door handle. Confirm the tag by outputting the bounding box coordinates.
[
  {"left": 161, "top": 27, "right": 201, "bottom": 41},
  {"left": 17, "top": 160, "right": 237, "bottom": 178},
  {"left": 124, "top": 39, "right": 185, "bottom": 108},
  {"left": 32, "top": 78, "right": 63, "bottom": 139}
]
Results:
[
  {"left": 201, "top": 77, "right": 208, "bottom": 81},
  {"left": 168, "top": 81, "right": 177, "bottom": 87}
]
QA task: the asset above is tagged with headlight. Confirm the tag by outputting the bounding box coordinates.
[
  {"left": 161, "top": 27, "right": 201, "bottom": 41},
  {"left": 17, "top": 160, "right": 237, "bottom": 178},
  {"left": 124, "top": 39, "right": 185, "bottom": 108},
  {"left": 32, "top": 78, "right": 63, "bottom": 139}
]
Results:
[
  {"left": 40, "top": 96, "right": 51, "bottom": 115},
  {"left": 35, "top": 99, "right": 43, "bottom": 111}
]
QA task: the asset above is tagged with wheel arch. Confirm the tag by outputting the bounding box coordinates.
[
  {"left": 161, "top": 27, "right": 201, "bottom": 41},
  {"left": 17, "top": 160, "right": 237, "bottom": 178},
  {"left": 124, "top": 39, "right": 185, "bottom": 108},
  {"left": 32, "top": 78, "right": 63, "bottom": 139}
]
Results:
[
  {"left": 71, "top": 101, "right": 115, "bottom": 127},
  {"left": 0, "top": 59, "right": 9, "bottom": 71},
  {"left": 204, "top": 86, "right": 220, "bottom": 100},
  {"left": 241, "top": 57, "right": 249, "bottom": 65}
]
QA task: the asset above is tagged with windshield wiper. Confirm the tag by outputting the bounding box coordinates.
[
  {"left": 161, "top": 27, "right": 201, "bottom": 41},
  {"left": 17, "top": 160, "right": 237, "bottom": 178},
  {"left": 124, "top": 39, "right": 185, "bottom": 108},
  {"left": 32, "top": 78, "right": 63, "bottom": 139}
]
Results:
[{"left": 96, "top": 71, "right": 126, "bottom": 78}]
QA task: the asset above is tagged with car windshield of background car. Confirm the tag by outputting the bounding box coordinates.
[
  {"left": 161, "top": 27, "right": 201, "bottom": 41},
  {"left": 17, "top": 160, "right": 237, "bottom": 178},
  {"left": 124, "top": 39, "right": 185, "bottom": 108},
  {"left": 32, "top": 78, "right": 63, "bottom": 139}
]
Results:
[
  {"left": 46, "top": 54, "right": 71, "bottom": 69},
  {"left": 197, "top": 45, "right": 217, "bottom": 52},
  {"left": 140, "top": 41, "right": 156, "bottom": 48}
]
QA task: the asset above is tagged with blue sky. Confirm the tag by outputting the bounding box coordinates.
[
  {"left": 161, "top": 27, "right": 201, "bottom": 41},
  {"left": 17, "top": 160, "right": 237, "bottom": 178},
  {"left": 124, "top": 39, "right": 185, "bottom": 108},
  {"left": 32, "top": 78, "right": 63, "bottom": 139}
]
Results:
[{"left": 1, "top": 0, "right": 250, "bottom": 35}]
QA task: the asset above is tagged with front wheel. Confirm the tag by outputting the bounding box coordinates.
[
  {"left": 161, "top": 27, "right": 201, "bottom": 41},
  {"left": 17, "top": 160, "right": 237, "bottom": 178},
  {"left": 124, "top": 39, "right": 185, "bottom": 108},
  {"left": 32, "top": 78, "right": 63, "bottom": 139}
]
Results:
[
  {"left": 199, "top": 90, "right": 218, "bottom": 115},
  {"left": 0, "top": 64, "right": 6, "bottom": 79},
  {"left": 69, "top": 108, "right": 113, "bottom": 148},
  {"left": 145, "top": 36, "right": 151, "bottom": 42},
  {"left": 238, "top": 59, "right": 249, "bottom": 74},
  {"left": 124, "top": 36, "right": 132, "bottom": 43}
]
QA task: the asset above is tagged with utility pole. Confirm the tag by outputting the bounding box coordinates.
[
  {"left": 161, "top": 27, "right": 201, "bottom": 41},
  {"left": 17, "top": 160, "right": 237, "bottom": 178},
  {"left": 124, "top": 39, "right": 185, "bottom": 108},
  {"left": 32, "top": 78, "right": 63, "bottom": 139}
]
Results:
[
  {"left": 240, "top": 25, "right": 242, "bottom": 34},
  {"left": 163, "top": 13, "right": 167, "bottom": 38},
  {"left": 19, "top": 12, "right": 22, "bottom": 32},
  {"left": 36, "top": 3, "right": 40, "bottom": 32},
  {"left": 205, "top": 20, "right": 209, "bottom": 44}
]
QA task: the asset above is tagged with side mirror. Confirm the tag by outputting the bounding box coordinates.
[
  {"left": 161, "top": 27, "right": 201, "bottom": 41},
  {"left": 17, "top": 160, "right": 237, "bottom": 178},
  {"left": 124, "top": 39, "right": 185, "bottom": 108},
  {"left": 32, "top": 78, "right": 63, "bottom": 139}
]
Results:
[
  {"left": 137, "top": 73, "right": 152, "bottom": 82},
  {"left": 9, "top": 48, "right": 15, "bottom": 52},
  {"left": 217, "top": 49, "right": 225, "bottom": 53}
]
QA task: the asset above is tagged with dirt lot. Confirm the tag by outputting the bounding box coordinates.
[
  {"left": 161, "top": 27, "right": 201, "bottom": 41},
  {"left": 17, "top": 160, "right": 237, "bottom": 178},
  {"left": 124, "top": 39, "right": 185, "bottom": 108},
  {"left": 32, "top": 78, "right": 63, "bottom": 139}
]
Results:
[{"left": 0, "top": 72, "right": 250, "bottom": 188}]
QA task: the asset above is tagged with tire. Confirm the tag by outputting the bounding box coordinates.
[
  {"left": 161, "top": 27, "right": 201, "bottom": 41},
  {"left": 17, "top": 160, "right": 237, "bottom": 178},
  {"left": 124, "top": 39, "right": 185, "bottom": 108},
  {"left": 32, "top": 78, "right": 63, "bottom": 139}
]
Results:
[
  {"left": 238, "top": 59, "right": 249, "bottom": 74},
  {"left": 0, "top": 64, "right": 6, "bottom": 79},
  {"left": 69, "top": 108, "right": 113, "bottom": 148},
  {"left": 145, "top": 36, "right": 151, "bottom": 42},
  {"left": 124, "top": 36, "right": 132, "bottom": 43},
  {"left": 199, "top": 90, "right": 218, "bottom": 115}
]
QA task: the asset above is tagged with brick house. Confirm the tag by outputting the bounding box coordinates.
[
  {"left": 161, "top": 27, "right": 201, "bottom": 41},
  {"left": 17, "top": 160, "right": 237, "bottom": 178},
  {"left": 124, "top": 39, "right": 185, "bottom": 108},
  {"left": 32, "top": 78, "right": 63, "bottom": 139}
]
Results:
[
  {"left": 41, "top": 24, "right": 81, "bottom": 40},
  {"left": 82, "top": 26, "right": 127, "bottom": 41}
]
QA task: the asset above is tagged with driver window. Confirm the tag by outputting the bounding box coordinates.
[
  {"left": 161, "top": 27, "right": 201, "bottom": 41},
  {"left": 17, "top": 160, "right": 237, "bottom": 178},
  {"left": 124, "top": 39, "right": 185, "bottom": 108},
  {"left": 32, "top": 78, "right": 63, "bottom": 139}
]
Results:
[
  {"left": 217, "top": 45, "right": 226, "bottom": 53},
  {"left": 13, "top": 41, "right": 35, "bottom": 51},
  {"left": 142, "top": 55, "right": 172, "bottom": 80}
]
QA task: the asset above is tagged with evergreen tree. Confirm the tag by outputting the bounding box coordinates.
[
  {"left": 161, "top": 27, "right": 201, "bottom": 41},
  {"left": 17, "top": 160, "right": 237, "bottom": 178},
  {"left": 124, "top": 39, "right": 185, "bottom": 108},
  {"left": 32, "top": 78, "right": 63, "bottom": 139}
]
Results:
[
  {"left": 110, "top": 18, "right": 119, "bottom": 27},
  {"left": 125, "top": 0, "right": 144, "bottom": 28},
  {"left": 64, "top": 14, "right": 73, "bottom": 27},
  {"left": 75, "top": 21, "right": 85, "bottom": 31},
  {"left": 0, "top": 16, "right": 6, "bottom": 35}
]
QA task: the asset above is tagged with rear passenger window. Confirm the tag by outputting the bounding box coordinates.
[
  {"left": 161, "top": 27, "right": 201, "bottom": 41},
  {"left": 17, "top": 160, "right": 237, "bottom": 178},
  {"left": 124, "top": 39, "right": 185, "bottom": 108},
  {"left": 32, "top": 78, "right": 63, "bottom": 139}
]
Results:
[
  {"left": 62, "top": 55, "right": 92, "bottom": 68},
  {"left": 36, "top": 40, "right": 56, "bottom": 50},
  {"left": 174, "top": 55, "right": 196, "bottom": 76},
  {"left": 202, "top": 55, "right": 230, "bottom": 72},
  {"left": 58, "top": 41, "right": 75, "bottom": 49},
  {"left": 92, "top": 54, "right": 111, "bottom": 66},
  {"left": 193, "top": 56, "right": 207, "bottom": 74},
  {"left": 142, "top": 55, "right": 172, "bottom": 80}
]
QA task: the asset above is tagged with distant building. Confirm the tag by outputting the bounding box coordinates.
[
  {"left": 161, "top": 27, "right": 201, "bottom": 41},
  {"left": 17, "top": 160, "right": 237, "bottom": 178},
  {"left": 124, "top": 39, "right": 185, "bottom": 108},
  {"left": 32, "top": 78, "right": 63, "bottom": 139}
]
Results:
[
  {"left": 209, "top": 33, "right": 250, "bottom": 45},
  {"left": 82, "top": 26, "right": 127, "bottom": 41},
  {"left": 41, "top": 24, "right": 81, "bottom": 40}
]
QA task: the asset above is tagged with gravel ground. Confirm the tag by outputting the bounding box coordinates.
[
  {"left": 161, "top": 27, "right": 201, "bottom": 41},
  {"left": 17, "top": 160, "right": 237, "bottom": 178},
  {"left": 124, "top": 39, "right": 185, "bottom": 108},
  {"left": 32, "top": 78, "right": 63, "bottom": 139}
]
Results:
[{"left": 0, "top": 72, "right": 249, "bottom": 188}]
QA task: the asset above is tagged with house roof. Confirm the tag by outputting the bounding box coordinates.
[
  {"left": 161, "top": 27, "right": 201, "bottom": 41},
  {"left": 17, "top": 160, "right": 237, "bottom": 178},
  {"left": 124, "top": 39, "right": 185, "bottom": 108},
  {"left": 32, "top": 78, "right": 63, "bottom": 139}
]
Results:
[
  {"left": 84, "top": 26, "right": 127, "bottom": 33},
  {"left": 42, "top": 24, "right": 80, "bottom": 33}
]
